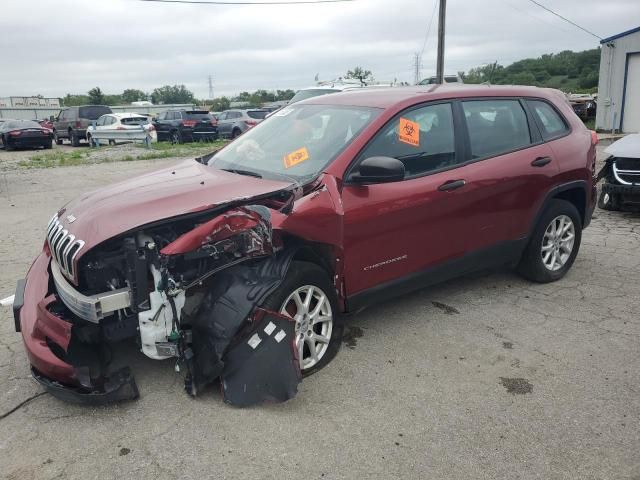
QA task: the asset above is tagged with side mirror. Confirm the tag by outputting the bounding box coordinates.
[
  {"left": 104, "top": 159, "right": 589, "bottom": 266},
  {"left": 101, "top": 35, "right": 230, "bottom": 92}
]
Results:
[{"left": 351, "top": 156, "right": 405, "bottom": 184}]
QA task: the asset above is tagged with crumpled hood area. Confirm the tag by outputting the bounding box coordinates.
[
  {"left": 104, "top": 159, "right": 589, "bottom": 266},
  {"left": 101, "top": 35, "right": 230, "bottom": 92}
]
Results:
[{"left": 55, "top": 159, "right": 292, "bottom": 252}]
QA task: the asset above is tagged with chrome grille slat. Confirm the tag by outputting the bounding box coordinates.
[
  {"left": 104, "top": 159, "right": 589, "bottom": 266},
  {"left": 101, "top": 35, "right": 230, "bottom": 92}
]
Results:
[{"left": 46, "top": 216, "right": 84, "bottom": 282}]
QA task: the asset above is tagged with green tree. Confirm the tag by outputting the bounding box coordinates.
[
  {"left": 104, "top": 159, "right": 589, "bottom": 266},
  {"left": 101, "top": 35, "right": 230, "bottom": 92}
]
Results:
[
  {"left": 88, "top": 87, "right": 105, "bottom": 105},
  {"left": 345, "top": 67, "right": 373, "bottom": 85},
  {"left": 63, "top": 94, "right": 90, "bottom": 106},
  {"left": 122, "top": 89, "right": 147, "bottom": 103},
  {"left": 151, "top": 85, "right": 195, "bottom": 104},
  {"left": 210, "top": 97, "right": 231, "bottom": 111}
]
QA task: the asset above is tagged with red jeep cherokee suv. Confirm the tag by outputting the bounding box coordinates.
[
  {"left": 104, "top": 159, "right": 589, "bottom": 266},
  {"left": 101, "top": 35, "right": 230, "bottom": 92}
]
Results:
[{"left": 12, "top": 85, "right": 597, "bottom": 405}]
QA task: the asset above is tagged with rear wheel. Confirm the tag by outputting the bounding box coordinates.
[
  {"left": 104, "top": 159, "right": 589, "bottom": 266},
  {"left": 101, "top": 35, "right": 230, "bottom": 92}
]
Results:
[
  {"left": 598, "top": 189, "right": 620, "bottom": 211},
  {"left": 45, "top": 139, "right": 53, "bottom": 149},
  {"left": 171, "top": 130, "right": 182, "bottom": 144},
  {"left": 231, "top": 128, "right": 241, "bottom": 139},
  {"left": 54, "top": 131, "right": 63, "bottom": 145},
  {"left": 517, "top": 199, "right": 582, "bottom": 283},
  {"left": 261, "top": 261, "right": 343, "bottom": 376}
]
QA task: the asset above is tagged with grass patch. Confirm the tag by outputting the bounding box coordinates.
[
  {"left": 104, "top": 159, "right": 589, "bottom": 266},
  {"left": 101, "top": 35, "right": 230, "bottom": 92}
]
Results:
[
  {"left": 16, "top": 140, "right": 228, "bottom": 169},
  {"left": 18, "top": 150, "right": 88, "bottom": 169}
]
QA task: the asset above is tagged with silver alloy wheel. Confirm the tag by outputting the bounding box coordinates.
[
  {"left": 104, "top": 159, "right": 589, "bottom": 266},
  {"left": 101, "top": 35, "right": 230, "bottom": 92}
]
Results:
[
  {"left": 280, "top": 285, "right": 333, "bottom": 370},
  {"left": 541, "top": 214, "right": 575, "bottom": 271}
]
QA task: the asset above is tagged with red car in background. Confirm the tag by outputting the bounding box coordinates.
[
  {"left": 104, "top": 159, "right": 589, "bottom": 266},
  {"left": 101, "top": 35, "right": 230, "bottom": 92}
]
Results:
[
  {"left": 11, "top": 85, "right": 597, "bottom": 405},
  {"left": 35, "top": 118, "right": 54, "bottom": 131}
]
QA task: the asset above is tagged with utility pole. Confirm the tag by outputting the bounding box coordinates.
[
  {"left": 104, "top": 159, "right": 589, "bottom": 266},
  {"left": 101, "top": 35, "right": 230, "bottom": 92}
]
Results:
[
  {"left": 208, "top": 75, "right": 214, "bottom": 99},
  {"left": 435, "top": 0, "right": 446, "bottom": 84},
  {"left": 413, "top": 52, "right": 422, "bottom": 85}
]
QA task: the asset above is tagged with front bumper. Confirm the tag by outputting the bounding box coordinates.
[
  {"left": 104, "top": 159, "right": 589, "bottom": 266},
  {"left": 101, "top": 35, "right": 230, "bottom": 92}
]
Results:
[
  {"left": 15, "top": 251, "right": 138, "bottom": 404},
  {"left": 602, "top": 182, "right": 640, "bottom": 205}
]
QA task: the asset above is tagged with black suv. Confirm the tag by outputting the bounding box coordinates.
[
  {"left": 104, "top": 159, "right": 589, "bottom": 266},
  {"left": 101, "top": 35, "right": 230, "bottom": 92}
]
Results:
[
  {"left": 53, "top": 105, "right": 113, "bottom": 147},
  {"left": 152, "top": 110, "right": 218, "bottom": 144}
]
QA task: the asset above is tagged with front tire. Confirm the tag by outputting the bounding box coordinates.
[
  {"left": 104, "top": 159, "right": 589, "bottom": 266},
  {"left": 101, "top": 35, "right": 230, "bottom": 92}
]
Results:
[
  {"left": 517, "top": 199, "right": 582, "bottom": 283},
  {"left": 54, "top": 131, "right": 63, "bottom": 145},
  {"left": 262, "top": 261, "right": 343, "bottom": 376}
]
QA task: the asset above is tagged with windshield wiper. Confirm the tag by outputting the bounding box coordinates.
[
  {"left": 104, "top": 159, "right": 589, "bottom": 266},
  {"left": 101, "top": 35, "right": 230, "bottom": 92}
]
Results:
[{"left": 220, "top": 168, "right": 262, "bottom": 178}]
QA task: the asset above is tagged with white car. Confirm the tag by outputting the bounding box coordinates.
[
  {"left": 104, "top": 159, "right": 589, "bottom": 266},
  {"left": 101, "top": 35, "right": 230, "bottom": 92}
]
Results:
[{"left": 86, "top": 113, "right": 157, "bottom": 146}]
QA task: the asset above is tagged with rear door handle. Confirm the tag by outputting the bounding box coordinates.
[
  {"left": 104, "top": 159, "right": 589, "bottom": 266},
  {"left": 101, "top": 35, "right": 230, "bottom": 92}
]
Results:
[
  {"left": 531, "top": 156, "right": 552, "bottom": 167},
  {"left": 438, "top": 179, "right": 466, "bottom": 191}
]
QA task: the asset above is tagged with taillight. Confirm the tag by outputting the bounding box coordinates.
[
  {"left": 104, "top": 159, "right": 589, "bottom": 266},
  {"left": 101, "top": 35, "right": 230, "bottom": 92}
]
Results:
[
  {"left": 590, "top": 130, "right": 599, "bottom": 146},
  {"left": 8, "top": 130, "right": 22, "bottom": 136},
  {"left": 244, "top": 120, "right": 257, "bottom": 127},
  {"left": 182, "top": 120, "right": 197, "bottom": 128}
]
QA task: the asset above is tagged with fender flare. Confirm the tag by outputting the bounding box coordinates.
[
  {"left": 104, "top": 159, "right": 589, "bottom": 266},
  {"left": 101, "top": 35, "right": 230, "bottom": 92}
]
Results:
[{"left": 527, "top": 180, "right": 588, "bottom": 238}]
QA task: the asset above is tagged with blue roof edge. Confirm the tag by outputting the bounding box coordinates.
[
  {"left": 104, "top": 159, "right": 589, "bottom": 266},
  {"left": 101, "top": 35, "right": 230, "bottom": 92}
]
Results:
[{"left": 600, "top": 26, "right": 640, "bottom": 44}]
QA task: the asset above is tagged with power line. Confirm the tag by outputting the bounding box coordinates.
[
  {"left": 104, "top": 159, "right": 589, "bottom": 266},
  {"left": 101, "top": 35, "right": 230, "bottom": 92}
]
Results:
[
  {"left": 419, "top": 0, "right": 439, "bottom": 58},
  {"left": 525, "top": 0, "right": 602, "bottom": 40},
  {"left": 139, "top": 0, "right": 354, "bottom": 4}
]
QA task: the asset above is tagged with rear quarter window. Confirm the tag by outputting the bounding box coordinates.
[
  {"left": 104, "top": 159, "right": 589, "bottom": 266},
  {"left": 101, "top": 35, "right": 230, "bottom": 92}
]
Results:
[
  {"left": 79, "top": 106, "right": 112, "bottom": 120},
  {"left": 527, "top": 100, "right": 569, "bottom": 140},
  {"left": 247, "top": 110, "right": 267, "bottom": 120}
]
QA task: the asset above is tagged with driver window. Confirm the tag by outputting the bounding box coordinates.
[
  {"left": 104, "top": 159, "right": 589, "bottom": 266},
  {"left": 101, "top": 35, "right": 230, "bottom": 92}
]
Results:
[{"left": 358, "top": 103, "right": 456, "bottom": 177}]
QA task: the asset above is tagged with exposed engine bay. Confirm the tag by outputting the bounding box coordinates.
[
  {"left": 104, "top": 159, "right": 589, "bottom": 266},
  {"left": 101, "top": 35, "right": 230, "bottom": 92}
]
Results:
[{"left": 45, "top": 196, "right": 305, "bottom": 406}]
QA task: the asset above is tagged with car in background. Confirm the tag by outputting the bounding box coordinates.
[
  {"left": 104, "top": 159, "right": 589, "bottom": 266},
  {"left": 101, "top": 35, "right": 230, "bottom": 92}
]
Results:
[
  {"left": 53, "top": 105, "right": 113, "bottom": 147},
  {"left": 86, "top": 113, "right": 157, "bottom": 146},
  {"left": 0, "top": 119, "right": 53, "bottom": 150},
  {"left": 418, "top": 74, "right": 464, "bottom": 85},
  {"left": 216, "top": 109, "right": 268, "bottom": 139},
  {"left": 597, "top": 133, "right": 640, "bottom": 211},
  {"left": 34, "top": 118, "right": 54, "bottom": 130},
  {"left": 567, "top": 94, "right": 596, "bottom": 120},
  {"left": 153, "top": 110, "right": 218, "bottom": 144}
]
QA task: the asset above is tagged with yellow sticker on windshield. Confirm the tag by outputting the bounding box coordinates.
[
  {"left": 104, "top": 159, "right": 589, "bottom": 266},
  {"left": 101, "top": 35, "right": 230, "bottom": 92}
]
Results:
[
  {"left": 284, "top": 147, "right": 310, "bottom": 169},
  {"left": 399, "top": 117, "right": 420, "bottom": 147}
]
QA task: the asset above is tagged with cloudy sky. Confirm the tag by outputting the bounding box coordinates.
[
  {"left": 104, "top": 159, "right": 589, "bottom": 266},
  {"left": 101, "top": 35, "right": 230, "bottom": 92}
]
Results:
[{"left": 0, "top": 0, "right": 638, "bottom": 99}]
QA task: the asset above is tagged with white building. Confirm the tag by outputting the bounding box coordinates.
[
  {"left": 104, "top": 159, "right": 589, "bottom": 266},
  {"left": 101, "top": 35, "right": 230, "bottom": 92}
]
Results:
[{"left": 596, "top": 26, "right": 640, "bottom": 133}]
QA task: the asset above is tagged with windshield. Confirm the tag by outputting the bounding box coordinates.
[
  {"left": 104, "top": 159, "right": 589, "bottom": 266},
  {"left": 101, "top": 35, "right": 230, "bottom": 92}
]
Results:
[
  {"left": 289, "top": 89, "right": 340, "bottom": 104},
  {"left": 185, "top": 111, "right": 211, "bottom": 120},
  {"left": 210, "top": 104, "right": 380, "bottom": 183}
]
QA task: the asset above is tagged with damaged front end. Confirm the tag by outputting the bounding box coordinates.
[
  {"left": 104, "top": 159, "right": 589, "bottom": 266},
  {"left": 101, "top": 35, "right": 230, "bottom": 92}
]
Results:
[{"left": 17, "top": 193, "right": 307, "bottom": 406}]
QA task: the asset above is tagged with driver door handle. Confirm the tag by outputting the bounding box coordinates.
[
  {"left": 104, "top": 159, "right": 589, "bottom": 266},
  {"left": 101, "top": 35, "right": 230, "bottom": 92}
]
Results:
[
  {"left": 438, "top": 179, "right": 466, "bottom": 191},
  {"left": 531, "top": 156, "right": 552, "bottom": 167}
]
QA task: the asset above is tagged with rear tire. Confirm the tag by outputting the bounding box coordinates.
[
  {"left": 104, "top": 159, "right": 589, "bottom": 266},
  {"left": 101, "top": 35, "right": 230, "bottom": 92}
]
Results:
[
  {"left": 598, "top": 189, "right": 620, "bottom": 211},
  {"left": 54, "top": 131, "right": 63, "bottom": 145},
  {"left": 517, "top": 199, "right": 582, "bottom": 283},
  {"left": 231, "top": 128, "right": 241, "bottom": 139},
  {"left": 171, "top": 130, "right": 182, "bottom": 144},
  {"left": 45, "top": 139, "right": 53, "bottom": 149},
  {"left": 261, "top": 261, "right": 343, "bottom": 377},
  {"left": 70, "top": 130, "right": 80, "bottom": 147}
]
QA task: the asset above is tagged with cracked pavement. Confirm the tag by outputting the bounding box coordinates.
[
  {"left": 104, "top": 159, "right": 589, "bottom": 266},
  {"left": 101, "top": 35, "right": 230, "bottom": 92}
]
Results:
[{"left": 0, "top": 146, "right": 639, "bottom": 479}]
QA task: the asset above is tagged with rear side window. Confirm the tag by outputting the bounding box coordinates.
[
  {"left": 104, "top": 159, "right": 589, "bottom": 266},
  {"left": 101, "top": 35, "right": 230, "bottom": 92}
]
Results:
[
  {"left": 79, "top": 106, "right": 112, "bottom": 120},
  {"left": 528, "top": 100, "right": 569, "bottom": 140},
  {"left": 462, "top": 100, "right": 531, "bottom": 159},
  {"left": 358, "top": 103, "right": 456, "bottom": 177},
  {"left": 247, "top": 110, "right": 267, "bottom": 120}
]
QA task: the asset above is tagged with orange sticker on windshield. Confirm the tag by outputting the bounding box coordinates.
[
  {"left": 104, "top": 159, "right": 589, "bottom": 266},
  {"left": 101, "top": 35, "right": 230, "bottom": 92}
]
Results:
[
  {"left": 399, "top": 117, "right": 420, "bottom": 146},
  {"left": 284, "top": 147, "right": 309, "bottom": 168}
]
